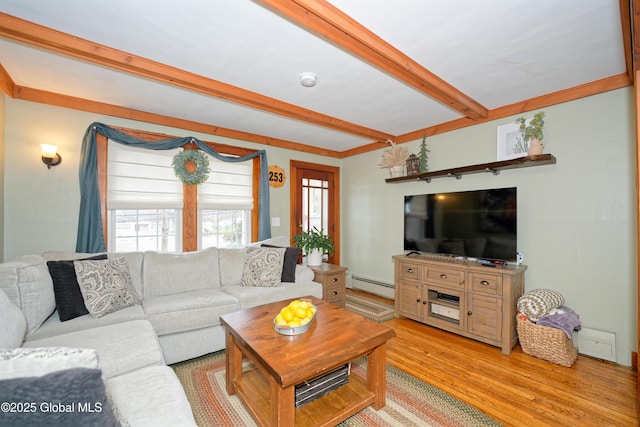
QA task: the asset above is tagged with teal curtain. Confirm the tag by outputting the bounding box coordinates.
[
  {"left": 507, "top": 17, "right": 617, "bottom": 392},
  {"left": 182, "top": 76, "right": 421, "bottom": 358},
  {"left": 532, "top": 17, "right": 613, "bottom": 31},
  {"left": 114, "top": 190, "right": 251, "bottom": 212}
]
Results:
[{"left": 76, "top": 122, "right": 271, "bottom": 252}]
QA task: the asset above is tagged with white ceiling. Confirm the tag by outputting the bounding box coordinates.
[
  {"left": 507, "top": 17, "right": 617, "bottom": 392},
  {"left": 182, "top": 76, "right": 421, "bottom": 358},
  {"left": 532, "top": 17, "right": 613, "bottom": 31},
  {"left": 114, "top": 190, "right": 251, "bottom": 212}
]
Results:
[{"left": 0, "top": 0, "right": 627, "bottom": 153}]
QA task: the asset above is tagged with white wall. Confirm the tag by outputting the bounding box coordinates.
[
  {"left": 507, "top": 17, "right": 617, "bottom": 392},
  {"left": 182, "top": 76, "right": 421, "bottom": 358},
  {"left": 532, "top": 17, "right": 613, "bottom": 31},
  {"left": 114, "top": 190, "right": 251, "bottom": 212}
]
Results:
[
  {"left": 342, "top": 88, "right": 637, "bottom": 366},
  {"left": 2, "top": 98, "right": 338, "bottom": 258},
  {"left": 3, "top": 88, "right": 638, "bottom": 365}
]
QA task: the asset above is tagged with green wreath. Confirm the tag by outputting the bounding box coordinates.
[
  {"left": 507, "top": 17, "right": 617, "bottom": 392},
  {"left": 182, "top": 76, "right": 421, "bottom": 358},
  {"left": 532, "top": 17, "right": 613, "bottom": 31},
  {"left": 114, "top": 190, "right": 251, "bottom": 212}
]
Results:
[{"left": 172, "top": 149, "right": 210, "bottom": 185}]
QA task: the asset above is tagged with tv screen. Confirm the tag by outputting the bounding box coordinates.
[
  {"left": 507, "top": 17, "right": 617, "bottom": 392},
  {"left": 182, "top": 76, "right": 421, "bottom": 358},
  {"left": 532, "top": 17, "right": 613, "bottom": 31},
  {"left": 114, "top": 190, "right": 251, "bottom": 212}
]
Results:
[{"left": 404, "top": 187, "right": 517, "bottom": 262}]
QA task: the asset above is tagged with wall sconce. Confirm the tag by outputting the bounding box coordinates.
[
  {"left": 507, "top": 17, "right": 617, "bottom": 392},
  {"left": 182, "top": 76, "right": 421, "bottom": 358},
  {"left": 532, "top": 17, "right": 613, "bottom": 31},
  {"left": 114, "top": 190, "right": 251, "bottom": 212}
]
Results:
[{"left": 40, "top": 144, "right": 62, "bottom": 169}]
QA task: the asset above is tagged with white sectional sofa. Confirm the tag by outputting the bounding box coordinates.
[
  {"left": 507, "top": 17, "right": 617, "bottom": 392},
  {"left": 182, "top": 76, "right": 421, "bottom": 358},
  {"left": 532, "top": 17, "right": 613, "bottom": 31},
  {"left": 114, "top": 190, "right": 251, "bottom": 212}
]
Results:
[{"left": 0, "top": 236, "right": 323, "bottom": 426}]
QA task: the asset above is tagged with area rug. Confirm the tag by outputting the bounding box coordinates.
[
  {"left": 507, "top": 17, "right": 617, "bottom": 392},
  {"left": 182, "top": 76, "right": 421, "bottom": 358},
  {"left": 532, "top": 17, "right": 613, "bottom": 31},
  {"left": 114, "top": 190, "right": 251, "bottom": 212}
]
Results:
[
  {"left": 345, "top": 291, "right": 395, "bottom": 322},
  {"left": 172, "top": 351, "right": 502, "bottom": 427}
]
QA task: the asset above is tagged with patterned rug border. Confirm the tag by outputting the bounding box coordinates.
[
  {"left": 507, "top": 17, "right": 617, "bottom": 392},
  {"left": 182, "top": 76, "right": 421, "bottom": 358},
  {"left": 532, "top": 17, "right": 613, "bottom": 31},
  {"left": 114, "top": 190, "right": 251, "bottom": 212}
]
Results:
[
  {"left": 344, "top": 292, "right": 395, "bottom": 323},
  {"left": 172, "top": 351, "right": 502, "bottom": 427}
]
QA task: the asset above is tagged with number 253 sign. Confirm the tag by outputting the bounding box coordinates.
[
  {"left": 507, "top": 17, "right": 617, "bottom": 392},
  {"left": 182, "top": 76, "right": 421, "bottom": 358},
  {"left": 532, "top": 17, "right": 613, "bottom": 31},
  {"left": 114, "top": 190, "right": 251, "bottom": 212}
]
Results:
[{"left": 268, "top": 165, "right": 286, "bottom": 188}]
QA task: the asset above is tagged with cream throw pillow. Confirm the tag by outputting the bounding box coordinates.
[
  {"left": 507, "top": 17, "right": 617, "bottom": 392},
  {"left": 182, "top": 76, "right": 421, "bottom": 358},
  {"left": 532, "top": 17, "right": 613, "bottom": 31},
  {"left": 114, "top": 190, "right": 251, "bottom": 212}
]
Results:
[
  {"left": 74, "top": 257, "right": 141, "bottom": 318},
  {"left": 241, "top": 247, "right": 286, "bottom": 287}
]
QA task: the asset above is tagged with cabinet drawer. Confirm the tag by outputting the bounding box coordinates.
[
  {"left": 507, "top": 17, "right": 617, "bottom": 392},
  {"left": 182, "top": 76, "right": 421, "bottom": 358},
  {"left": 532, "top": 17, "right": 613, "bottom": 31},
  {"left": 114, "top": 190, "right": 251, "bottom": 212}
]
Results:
[
  {"left": 398, "top": 262, "right": 422, "bottom": 280},
  {"left": 469, "top": 272, "right": 503, "bottom": 295},
  {"left": 325, "top": 282, "right": 345, "bottom": 301},
  {"left": 424, "top": 266, "right": 464, "bottom": 289},
  {"left": 322, "top": 272, "right": 345, "bottom": 287}
]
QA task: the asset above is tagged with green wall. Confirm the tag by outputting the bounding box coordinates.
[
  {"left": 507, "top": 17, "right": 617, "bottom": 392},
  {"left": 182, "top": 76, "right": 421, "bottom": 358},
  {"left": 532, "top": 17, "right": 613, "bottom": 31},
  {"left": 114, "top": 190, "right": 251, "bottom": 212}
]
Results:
[
  {"left": 342, "top": 88, "right": 637, "bottom": 366},
  {"left": 2, "top": 88, "right": 637, "bottom": 365}
]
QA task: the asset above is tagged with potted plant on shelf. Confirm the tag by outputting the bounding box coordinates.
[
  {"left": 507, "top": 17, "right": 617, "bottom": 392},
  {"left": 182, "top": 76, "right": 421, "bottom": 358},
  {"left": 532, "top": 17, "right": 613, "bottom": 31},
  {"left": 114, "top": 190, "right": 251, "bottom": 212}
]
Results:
[
  {"left": 293, "top": 227, "right": 335, "bottom": 266},
  {"left": 516, "top": 111, "right": 545, "bottom": 156},
  {"left": 378, "top": 139, "right": 410, "bottom": 178}
]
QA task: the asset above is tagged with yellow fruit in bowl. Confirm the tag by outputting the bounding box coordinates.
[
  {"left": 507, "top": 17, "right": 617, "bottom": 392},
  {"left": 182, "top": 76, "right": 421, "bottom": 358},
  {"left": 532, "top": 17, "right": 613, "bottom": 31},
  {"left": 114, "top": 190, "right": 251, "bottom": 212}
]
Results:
[
  {"left": 281, "top": 308, "right": 294, "bottom": 322},
  {"left": 275, "top": 313, "right": 288, "bottom": 326},
  {"left": 295, "top": 307, "right": 308, "bottom": 319},
  {"left": 288, "top": 318, "right": 301, "bottom": 327}
]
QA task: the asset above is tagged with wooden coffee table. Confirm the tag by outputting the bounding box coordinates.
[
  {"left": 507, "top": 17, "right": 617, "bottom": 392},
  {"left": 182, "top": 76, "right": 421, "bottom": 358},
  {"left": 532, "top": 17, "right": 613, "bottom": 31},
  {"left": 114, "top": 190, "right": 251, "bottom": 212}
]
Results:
[{"left": 220, "top": 296, "right": 395, "bottom": 427}]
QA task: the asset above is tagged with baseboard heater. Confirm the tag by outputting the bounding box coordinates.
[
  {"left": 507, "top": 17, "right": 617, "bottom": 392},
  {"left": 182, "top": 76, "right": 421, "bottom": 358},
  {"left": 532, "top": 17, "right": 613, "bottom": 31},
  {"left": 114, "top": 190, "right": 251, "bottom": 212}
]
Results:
[{"left": 351, "top": 275, "right": 394, "bottom": 289}]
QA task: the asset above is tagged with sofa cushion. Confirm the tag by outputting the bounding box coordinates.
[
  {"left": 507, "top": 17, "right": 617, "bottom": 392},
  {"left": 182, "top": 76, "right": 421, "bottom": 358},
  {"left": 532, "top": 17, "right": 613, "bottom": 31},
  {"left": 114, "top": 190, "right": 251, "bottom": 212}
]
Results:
[
  {"left": 143, "top": 248, "right": 221, "bottom": 298},
  {"left": 142, "top": 289, "right": 240, "bottom": 335},
  {"left": 0, "top": 368, "right": 118, "bottom": 426},
  {"left": 74, "top": 257, "right": 141, "bottom": 318},
  {"left": 262, "top": 244, "right": 301, "bottom": 282},
  {"left": 0, "top": 347, "right": 99, "bottom": 380},
  {"left": 0, "top": 288, "right": 26, "bottom": 348},
  {"left": 107, "top": 365, "right": 197, "bottom": 427},
  {"left": 47, "top": 254, "right": 108, "bottom": 322},
  {"left": 223, "top": 281, "right": 323, "bottom": 309},
  {"left": 25, "top": 320, "right": 164, "bottom": 379},
  {"left": 218, "top": 247, "right": 247, "bottom": 287},
  {"left": 0, "top": 255, "right": 55, "bottom": 334},
  {"left": 241, "top": 246, "right": 286, "bottom": 287},
  {"left": 26, "top": 304, "right": 145, "bottom": 342}
]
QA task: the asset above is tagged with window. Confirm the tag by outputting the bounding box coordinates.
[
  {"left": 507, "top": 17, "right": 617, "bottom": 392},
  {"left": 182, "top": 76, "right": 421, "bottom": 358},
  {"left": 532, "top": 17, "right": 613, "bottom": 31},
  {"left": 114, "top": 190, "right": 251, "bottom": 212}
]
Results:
[
  {"left": 198, "top": 156, "right": 253, "bottom": 249},
  {"left": 106, "top": 139, "right": 254, "bottom": 252},
  {"left": 109, "top": 209, "right": 180, "bottom": 252}
]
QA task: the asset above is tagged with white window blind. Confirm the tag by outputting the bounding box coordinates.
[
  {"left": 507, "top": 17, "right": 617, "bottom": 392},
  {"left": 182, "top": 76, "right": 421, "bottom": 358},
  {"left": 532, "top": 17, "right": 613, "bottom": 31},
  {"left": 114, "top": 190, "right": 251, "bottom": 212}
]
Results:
[
  {"left": 107, "top": 140, "right": 183, "bottom": 209},
  {"left": 198, "top": 156, "right": 253, "bottom": 210}
]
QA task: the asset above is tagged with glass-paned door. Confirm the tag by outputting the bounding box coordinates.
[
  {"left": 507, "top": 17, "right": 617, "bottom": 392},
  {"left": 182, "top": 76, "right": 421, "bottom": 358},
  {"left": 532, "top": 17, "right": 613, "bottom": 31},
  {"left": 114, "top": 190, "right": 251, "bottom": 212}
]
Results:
[{"left": 291, "top": 161, "right": 340, "bottom": 264}]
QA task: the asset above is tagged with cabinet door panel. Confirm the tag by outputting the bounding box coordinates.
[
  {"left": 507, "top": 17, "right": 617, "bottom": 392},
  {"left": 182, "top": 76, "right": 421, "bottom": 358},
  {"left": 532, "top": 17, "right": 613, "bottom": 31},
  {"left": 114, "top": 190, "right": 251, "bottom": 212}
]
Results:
[
  {"left": 468, "top": 294, "right": 502, "bottom": 341},
  {"left": 398, "top": 280, "right": 422, "bottom": 319}
]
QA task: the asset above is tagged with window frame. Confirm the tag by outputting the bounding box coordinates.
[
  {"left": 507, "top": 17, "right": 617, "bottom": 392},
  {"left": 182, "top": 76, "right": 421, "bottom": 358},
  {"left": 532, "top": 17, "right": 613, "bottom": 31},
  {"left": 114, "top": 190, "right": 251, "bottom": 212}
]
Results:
[{"left": 96, "top": 126, "right": 261, "bottom": 252}]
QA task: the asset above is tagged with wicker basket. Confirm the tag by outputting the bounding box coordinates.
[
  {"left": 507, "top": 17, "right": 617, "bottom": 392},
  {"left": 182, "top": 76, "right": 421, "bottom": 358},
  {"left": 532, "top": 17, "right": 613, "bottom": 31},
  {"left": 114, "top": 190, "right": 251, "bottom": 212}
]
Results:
[{"left": 516, "top": 315, "right": 577, "bottom": 367}]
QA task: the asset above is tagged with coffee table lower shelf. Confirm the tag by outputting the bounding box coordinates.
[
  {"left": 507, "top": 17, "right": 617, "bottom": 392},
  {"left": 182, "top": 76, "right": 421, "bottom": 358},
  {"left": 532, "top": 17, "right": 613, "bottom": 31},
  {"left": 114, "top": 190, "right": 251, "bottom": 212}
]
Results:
[{"left": 236, "top": 367, "right": 375, "bottom": 427}]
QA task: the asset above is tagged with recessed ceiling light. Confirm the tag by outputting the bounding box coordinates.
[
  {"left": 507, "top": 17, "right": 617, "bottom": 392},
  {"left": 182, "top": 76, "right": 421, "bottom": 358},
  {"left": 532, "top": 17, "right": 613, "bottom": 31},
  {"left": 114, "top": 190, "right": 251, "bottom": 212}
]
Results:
[{"left": 300, "top": 72, "right": 317, "bottom": 87}]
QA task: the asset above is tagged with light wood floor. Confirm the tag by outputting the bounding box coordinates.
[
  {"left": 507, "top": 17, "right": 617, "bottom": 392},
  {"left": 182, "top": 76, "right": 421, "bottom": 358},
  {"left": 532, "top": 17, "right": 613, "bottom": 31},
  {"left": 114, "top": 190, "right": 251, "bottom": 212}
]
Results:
[{"left": 350, "top": 289, "right": 638, "bottom": 426}]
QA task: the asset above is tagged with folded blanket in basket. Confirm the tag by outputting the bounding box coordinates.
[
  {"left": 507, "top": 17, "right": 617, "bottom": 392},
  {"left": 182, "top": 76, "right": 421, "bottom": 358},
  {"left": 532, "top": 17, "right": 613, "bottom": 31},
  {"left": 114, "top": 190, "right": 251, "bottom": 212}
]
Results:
[{"left": 536, "top": 306, "right": 581, "bottom": 339}]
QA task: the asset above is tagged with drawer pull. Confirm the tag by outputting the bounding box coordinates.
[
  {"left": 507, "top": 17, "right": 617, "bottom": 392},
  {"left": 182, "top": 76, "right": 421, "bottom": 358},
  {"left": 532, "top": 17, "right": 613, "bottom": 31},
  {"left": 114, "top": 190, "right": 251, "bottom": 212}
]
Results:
[
  {"left": 422, "top": 300, "right": 427, "bottom": 305},
  {"left": 407, "top": 268, "right": 413, "bottom": 273},
  {"left": 332, "top": 277, "right": 338, "bottom": 282},
  {"left": 480, "top": 280, "right": 490, "bottom": 286},
  {"left": 416, "top": 298, "right": 421, "bottom": 303},
  {"left": 332, "top": 291, "right": 338, "bottom": 296},
  {"left": 468, "top": 311, "right": 473, "bottom": 316},
  {"left": 440, "top": 273, "right": 447, "bottom": 279}
]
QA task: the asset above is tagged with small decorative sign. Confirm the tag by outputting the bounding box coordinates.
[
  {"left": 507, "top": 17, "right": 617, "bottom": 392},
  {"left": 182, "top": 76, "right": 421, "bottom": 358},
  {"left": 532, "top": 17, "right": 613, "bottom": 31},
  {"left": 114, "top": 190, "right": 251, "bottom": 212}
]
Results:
[{"left": 268, "top": 165, "right": 286, "bottom": 188}]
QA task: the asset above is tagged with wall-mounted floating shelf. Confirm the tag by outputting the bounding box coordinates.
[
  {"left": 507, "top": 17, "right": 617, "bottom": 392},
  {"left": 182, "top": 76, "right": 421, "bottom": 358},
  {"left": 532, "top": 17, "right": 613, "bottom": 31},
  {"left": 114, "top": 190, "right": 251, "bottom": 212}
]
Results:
[{"left": 385, "top": 154, "right": 556, "bottom": 184}]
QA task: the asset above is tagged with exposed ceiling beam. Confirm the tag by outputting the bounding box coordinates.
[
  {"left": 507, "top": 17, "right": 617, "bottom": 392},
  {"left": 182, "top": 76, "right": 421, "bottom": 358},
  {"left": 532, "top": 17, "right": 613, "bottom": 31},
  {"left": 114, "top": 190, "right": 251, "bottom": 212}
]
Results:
[
  {"left": 13, "top": 85, "right": 346, "bottom": 158},
  {"left": 0, "top": 12, "right": 393, "bottom": 143},
  {"left": 254, "top": 0, "right": 488, "bottom": 120}
]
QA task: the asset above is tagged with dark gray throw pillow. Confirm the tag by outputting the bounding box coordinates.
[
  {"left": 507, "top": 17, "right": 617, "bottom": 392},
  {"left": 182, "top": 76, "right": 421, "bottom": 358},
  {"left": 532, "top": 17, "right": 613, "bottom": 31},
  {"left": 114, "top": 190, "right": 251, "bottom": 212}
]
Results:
[
  {"left": 0, "top": 367, "right": 118, "bottom": 426},
  {"left": 262, "top": 244, "right": 301, "bottom": 282},
  {"left": 47, "top": 254, "right": 108, "bottom": 322}
]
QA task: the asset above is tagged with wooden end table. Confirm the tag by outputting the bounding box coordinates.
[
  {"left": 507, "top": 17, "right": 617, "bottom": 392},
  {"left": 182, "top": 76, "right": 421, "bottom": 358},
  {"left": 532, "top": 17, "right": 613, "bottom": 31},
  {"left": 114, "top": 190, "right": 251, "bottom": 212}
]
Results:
[
  {"left": 220, "top": 296, "right": 395, "bottom": 427},
  {"left": 308, "top": 263, "right": 348, "bottom": 307}
]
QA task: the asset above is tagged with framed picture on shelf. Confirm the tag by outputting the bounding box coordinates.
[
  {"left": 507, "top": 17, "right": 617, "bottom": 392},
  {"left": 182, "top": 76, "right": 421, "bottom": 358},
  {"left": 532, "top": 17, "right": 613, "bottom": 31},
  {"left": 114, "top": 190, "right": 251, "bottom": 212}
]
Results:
[{"left": 496, "top": 122, "right": 527, "bottom": 161}]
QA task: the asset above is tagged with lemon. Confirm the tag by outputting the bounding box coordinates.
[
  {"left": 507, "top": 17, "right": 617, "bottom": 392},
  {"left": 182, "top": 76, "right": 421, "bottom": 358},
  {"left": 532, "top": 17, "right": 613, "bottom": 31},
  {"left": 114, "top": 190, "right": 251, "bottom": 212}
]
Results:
[
  {"left": 288, "top": 318, "right": 301, "bottom": 327},
  {"left": 281, "top": 308, "right": 294, "bottom": 322},
  {"left": 300, "top": 316, "right": 311, "bottom": 325},
  {"left": 275, "top": 314, "right": 288, "bottom": 326},
  {"left": 295, "top": 307, "right": 308, "bottom": 319}
]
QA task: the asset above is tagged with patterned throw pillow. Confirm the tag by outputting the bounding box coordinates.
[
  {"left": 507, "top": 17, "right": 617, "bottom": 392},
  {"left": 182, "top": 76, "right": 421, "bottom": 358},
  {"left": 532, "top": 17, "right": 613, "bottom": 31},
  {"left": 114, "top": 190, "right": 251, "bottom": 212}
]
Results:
[
  {"left": 517, "top": 288, "right": 564, "bottom": 322},
  {"left": 241, "top": 246, "right": 286, "bottom": 287},
  {"left": 73, "top": 257, "right": 141, "bottom": 318}
]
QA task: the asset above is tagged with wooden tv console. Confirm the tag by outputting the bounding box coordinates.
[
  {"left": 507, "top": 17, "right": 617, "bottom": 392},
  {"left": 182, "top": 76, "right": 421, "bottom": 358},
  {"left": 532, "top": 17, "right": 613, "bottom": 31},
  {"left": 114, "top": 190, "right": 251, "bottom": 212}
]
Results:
[{"left": 393, "top": 254, "right": 527, "bottom": 355}]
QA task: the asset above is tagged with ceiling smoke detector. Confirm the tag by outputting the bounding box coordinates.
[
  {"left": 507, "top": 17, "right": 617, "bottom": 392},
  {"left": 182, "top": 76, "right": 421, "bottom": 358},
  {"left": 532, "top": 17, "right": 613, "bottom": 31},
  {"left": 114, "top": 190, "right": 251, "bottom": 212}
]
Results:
[{"left": 300, "top": 72, "right": 317, "bottom": 87}]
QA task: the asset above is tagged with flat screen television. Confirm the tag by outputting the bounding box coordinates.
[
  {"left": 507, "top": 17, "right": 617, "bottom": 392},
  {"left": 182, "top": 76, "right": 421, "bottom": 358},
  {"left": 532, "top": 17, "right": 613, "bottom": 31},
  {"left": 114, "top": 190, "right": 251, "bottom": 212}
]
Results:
[{"left": 404, "top": 187, "right": 517, "bottom": 262}]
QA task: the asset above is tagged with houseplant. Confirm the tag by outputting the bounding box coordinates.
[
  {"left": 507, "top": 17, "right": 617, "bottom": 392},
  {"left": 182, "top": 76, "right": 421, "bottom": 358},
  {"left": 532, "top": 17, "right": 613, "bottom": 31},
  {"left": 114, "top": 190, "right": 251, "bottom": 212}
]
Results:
[
  {"left": 293, "top": 227, "right": 335, "bottom": 266},
  {"left": 516, "top": 111, "right": 545, "bottom": 156},
  {"left": 378, "top": 139, "right": 410, "bottom": 178}
]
